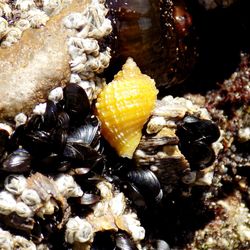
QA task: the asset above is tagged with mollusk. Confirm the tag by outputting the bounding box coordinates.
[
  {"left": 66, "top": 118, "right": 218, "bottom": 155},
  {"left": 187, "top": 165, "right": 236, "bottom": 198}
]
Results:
[
  {"left": 96, "top": 58, "right": 158, "bottom": 158},
  {"left": 105, "top": 0, "right": 197, "bottom": 88},
  {"left": 134, "top": 95, "right": 221, "bottom": 194}
]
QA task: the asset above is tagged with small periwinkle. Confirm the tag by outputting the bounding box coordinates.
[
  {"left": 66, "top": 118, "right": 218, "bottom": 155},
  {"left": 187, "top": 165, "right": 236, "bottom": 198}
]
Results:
[{"left": 105, "top": 0, "right": 197, "bottom": 89}]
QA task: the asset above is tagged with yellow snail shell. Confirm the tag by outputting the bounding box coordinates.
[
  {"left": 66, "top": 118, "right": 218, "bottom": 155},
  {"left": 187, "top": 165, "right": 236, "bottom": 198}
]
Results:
[{"left": 96, "top": 58, "right": 158, "bottom": 158}]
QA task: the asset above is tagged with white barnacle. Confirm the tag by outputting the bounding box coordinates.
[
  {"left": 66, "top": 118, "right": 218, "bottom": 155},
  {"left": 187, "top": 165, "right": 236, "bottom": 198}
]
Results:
[
  {"left": 4, "top": 175, "right": 27, "bottom": 195},
  {"left": 15, "top": 0, "right": 35, "bottom": 11},
  {"left": 79, "top": 38, "right": 99, "bottom": 55},
  {"left": 116, "top": 213, "right": 145, "bottom": 241},
  {"left": 1, "top": 28, "right": 22, "bottom": 47},
  {"left": 15, "top": 19, "right": 31, "bottom": 31},
  {"left": 109, "top": 192, "right": 126, "bottom": 216},
  {"left": 86, "top": 5, "right": 112, "bottom": 39},
  {"left": 22, "top": 8, "right": 49, "bottom": 28},
  {"left": 63, "top": 12, "right": 86, "bottom": 29},
  {"left": 21, "top": 189, "right": 41, "bottom": 207},
  {"left": 42, "top": 0, "right": 63, "bottom": 16},
  {"left": 68, "top": 44, "right": 84, "bottom": 59},
  {"left": 0, "top": 17, "right": 8, "bottom": 39},
  {"left": 92, "top": 200, "right": 109, "bottom": 217},
  {"left": 37, "top": 199, "right": 57, "bottom": 218},
  {"left": 78, "top": 79, "right": 95, "bottom": 90},
  {"left": 70, "top": 54, "right": 88, "bottom": 69},
  {"left": 13, "top": 236, "right": 36, "bottom": 250},
  {"left": 55, "top": 174, "right": 83, "bottom": 198},
  {"left": 3, "top": 27, "right": 22, "bottom": 46},
  {"left": 84, "top": 55, "right": 101, "bottom": 72},
  {"left": 96, "top": 181, "right": 113, "bottom": 200},
  {"left": 146, "top": 116, "right": 167, "bottom": 134},
  {"left": 33, "top": 102, "right": 47, "bottom": 115},
  {"left": 70, "top": 73, "right": 82, "bottom": 84},
  {"left": 98, "top": 49, "right": 111, "bottom": 69},
  {"left": 15, "top": 202, "right": 33, "bottom": 218},
  {"left": 0, "top": 228, "right": 13, "bottom": 250},
  {"left": 0, "top": 2, "right": 12, "bottom": 19},
  {"left": 0, "top": 190, "right": 16, "bottom": 215},
  {"left": 48, "top": 87, "right": 63, "bottom": 103},
  {"left": 65, "top": 216, "right": 94, "bottom": 244},
  {"left": 14, "top": 113, "right": 28, "bottom": 127}
]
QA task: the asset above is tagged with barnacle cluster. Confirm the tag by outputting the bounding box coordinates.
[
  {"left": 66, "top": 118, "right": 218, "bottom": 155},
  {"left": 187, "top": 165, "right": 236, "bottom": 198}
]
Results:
[
  {"left": 0, "top": 0, "right": 249, "bottom": 249},
  {"left": 0, "top": 81, "right": 146, "bottom": 249},
  {"left": 64, "top": 0, "right": 112, "bottom": 103},
  {"left": 0, "top": 0, "right": 71, "bottom": 47}
]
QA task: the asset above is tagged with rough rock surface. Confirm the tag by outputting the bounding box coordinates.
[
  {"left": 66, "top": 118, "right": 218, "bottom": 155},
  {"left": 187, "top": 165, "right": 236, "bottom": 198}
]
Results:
[{"left": 0, "top": 0, "right": 89, "bottom": 120}]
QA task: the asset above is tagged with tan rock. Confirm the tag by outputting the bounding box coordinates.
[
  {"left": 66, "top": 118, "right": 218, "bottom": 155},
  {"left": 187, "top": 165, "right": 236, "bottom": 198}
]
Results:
[{"left": 0, "top": 0, "right": 89, "bottom": 120}]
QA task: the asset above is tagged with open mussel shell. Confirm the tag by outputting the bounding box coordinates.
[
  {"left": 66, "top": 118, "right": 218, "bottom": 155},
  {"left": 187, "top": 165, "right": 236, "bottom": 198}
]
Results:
[{"left": 105, "top": 0, "right": 197, "bottom": 88}]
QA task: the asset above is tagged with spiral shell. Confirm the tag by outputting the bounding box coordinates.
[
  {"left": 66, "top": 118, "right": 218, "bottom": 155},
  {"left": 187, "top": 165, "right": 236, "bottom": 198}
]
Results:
[{"left": 96, "top": 58, "right": 158, "bottom": 158}]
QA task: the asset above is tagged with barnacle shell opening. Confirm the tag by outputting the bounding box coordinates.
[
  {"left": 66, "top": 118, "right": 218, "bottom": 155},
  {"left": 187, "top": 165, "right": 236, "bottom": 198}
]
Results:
[{"left": 96, "top": 58, "right": 158, "bottom": 158}]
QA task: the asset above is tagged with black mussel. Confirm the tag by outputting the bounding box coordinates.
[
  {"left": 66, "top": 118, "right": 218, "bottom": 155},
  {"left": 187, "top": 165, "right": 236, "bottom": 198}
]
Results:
[
  {"left": 26, "top": 115, "right": 44, "bottom": 132},
  {"left": 51, "top": 128, "right": 68, "bottom": 153},
  {"left": 31, "top": 153, "right": 61, "bottom": 172},
  {"left": 21, "top": 130, "right": 53, "bottom": 157},
  {"left": 56, "top": 112, "right": 70, "bottom": 130},
  {"left": 124, "top": 169, "right": 163, "bottom": 205},
  {"left": 63, "top": 84, "right": 90, "bottom": 124},
  {"left": 67, "top": 115, "right": 101, "bottom": 149},
  {"left": 177, "top": 115, "right": 220, "bottom": 144},
  {"left": 180, "top": 141, "right": 216, "bottom": 169},
  {"left": 121, "top": 181, "right": 147, "bottom": 208},
  {"left": 63, "top": 143, "right": 104, "bottom": 170},
  {"left": 2, "top": 148, "right": 31, "bottom": 172},
  {"left": 105, "top": 0, "right": 197, "bottom": 88},
  {"left": 43, "top": 100, "right": 58, "bottom": 130},
  {"left": 7, "top": 124, "right": 26, "bottom": 152},
  {"left": 115, "top": 232, "right": 138, "bottom": 250},
  {"left": 63, "top": 143, "right": 88, "bottom": 162}
]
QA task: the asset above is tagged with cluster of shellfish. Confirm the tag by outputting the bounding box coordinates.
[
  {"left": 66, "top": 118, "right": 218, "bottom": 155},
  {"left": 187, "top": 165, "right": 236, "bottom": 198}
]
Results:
[
  {"left": 0, "top": 0, "right": 249, "bottom": 249},
  {"left": 0, "top": 55, "right": 222, "bottom": 249}
]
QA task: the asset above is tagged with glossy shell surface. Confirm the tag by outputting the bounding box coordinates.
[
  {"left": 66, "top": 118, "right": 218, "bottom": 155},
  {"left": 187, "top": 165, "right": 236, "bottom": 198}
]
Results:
[
  {"left": 96, "top": 58, "right": 158, "bottom": 158},
  {"left": 105, "top": 0, "right": 197, "bottom": 88}
]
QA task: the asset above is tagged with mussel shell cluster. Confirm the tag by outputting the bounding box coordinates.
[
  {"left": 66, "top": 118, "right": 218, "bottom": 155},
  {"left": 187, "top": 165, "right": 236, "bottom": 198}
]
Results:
[
  {"left": 0, "top": 84, "right": 107, "bottom": 246},
  {"left": 0, "top": 84, "right": 103, "bottom": 175}
]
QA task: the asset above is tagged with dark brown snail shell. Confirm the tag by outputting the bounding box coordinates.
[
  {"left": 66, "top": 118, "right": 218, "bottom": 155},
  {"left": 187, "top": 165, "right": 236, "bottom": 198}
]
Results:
[{"left": 105, "top": 0, "right": 198, "bottom": 89}]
